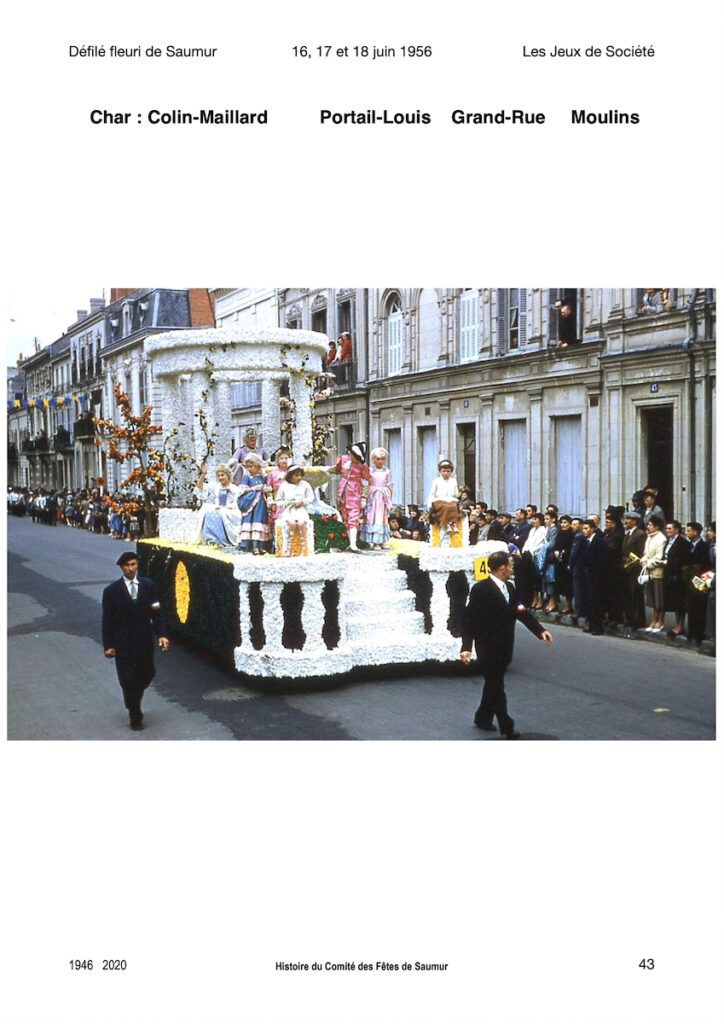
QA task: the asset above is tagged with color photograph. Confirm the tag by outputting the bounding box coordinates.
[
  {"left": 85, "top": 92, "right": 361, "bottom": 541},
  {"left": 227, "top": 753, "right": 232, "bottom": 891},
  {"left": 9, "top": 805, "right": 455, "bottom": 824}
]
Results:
[{"left": 7, "top": 286, "right": 716, "bottom": 740}]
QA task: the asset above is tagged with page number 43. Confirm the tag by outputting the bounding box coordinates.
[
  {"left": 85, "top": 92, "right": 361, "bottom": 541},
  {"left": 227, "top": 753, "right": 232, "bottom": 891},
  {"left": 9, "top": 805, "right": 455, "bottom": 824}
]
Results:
[{"left": 638, "top": 958, "right": 655, "bottom": 970}]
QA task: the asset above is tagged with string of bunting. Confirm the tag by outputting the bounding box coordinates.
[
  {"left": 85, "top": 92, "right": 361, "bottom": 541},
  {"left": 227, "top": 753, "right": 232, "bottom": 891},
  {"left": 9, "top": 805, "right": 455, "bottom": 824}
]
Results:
[{"left": 7, "top": 393, "right": 92, "bottom": 412}]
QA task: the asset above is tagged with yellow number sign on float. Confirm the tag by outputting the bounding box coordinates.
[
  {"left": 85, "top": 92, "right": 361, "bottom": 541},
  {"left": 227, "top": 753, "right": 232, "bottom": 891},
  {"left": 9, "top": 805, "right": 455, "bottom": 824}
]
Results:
[
  {"left": 473, "top": 555, "right": 491, "bottom": 581},
  {"left": 175, "top": 561, "right": 191, "bottom": 623}
]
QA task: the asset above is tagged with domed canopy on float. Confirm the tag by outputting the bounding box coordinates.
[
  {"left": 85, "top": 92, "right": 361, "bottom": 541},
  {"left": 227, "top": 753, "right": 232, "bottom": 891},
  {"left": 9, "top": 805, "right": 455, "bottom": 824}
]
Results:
[{"left": 145, "top": 327, "right": 328, "bottom": 505}]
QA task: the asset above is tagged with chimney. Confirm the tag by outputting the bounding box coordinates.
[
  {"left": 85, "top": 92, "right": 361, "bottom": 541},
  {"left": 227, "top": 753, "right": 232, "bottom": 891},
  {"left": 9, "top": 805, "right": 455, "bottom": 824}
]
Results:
[
  {"left": 110, "top": 288, "right": 137, "bottom": 303},
  {"left": 188, "top": 288, "right": 216, "bottom": 327},
  {"left": 89, "top": 297, "right": 105, "bottom": 313},
  {"left": 17, "top": 354, "right": 24, "bottom": 367},
  {"left": 77, "top": 309, "right": 88, "bottom": 322}
]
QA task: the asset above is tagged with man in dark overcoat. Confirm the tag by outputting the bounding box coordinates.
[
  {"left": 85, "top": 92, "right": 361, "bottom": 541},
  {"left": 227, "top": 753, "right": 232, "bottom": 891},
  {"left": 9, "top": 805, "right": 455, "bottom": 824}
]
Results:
[
  {"left": 567, "top": 516, "right": 587, "bottom": 623},
  {"left": 685, "top": 522, "right": 711, "bottom": 643},
  {"left": 620, "top": 511, "right": 647, "bottom": 632},
  {"left": 461, "top": 551, "right": 553, "bottom": 739},
  {"left": 581, "top": 519, "right": 608, "bottom": 634},
  {"left": 102, "top": 551, "right": 170, "bottom": 730}
]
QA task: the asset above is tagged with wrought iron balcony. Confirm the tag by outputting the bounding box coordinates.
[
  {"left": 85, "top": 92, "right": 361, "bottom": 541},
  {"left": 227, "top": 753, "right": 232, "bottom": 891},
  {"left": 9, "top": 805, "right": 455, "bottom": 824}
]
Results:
[
  {"left": 73, "top": 417, "right": 96, "bottom": 439},
  {"left": 53, "top": 428, "right": 74, "bottom": 451},
  {"left": 326, "top": 358, "right": 356, "bottom": 391}
]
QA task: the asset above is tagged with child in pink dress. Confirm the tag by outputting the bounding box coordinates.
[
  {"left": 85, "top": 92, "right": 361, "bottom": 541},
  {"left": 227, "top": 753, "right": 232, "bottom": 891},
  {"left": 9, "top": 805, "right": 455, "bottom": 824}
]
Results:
[
  {"left": 331, "top": 441, "right": 371, "bottom": 552},
  {"left": 265, "top": 446, "right": 291, "bottom": 533},
  {"left": 360, "top": 446, "right": 393, "bottom": 549}
]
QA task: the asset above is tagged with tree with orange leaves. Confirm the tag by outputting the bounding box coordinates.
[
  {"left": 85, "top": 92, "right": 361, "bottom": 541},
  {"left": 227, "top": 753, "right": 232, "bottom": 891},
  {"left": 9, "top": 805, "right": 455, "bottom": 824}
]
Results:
[{"left": 93, "top": 383, "right": 164, "bottom": 535}]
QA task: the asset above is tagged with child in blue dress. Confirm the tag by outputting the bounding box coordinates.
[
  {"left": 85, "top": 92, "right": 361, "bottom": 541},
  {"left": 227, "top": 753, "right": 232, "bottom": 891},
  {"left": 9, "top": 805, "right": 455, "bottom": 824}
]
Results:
[{"left": 237, "top": 452, "right": 271, "bottom": 554}]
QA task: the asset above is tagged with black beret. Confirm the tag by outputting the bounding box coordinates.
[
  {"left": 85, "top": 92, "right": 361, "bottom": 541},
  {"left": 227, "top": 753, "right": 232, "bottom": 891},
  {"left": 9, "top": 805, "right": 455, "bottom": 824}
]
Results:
[{"left": 116, "top": 551, "right": 138, "bottom": 566}]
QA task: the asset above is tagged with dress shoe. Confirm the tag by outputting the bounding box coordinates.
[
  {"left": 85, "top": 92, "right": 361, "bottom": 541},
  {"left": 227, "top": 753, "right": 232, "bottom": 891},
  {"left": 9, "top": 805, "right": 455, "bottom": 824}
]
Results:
[
  {"left": 503, "top": 730, "right": 521, "bottom": 740},
  {"left": 129, "top": 717, "right": 144, "bottom": 731},
  {"left": 474, "top": 717, "right": 496, "bottom": 731}
]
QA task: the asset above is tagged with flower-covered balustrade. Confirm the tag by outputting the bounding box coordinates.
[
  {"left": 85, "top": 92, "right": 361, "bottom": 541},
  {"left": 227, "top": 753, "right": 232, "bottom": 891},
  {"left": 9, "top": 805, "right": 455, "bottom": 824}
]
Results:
[
  {"left": 137, "top": 538, "right": 510, "bottom": 681},
  {"left": 139, "top": 327, "right": 511, "bottom": 682}
]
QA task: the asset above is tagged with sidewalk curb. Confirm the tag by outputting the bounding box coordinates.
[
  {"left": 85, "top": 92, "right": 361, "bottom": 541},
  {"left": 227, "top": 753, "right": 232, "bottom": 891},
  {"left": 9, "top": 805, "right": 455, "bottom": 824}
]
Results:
[{"left": 536, "top": 610, "right": 715, "bottom": 657}]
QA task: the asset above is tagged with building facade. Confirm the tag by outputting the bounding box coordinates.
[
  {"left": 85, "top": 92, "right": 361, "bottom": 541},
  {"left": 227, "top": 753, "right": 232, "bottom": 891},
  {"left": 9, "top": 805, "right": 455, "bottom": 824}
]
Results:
[
  {"left": 7, "top": 288, "right": 215, "bottom": 493},
  {"left": 276, "top": 288, "right": 716, "bottom": 523},
  {"left": 11, "top": 287, "right": 714, "bottom": 524}
]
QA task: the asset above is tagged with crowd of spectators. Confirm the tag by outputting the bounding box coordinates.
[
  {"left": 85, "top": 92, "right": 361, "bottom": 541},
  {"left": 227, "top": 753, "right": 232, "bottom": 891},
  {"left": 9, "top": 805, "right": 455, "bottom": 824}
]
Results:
[
  {"left": 9, "top": 475, "right": 716, "bottom": 649},
  {"left": 384, "top": 484, "right": 716, "bottom": 647},
  {"left": 7, "top": 486, "right": 142, "bottom": 540}
]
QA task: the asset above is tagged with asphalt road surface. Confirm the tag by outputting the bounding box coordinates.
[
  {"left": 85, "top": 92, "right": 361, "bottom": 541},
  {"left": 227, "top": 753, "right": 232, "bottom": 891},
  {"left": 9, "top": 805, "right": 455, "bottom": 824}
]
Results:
[{"left": 6, "top": 516, "right": 716, "bottom": 741}]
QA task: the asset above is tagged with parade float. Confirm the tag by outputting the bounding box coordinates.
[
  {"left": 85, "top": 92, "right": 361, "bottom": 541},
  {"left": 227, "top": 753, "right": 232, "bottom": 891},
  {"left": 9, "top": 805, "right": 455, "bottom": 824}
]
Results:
[{"left": 136, "top": 327, "right": 506, "bottom": 680}]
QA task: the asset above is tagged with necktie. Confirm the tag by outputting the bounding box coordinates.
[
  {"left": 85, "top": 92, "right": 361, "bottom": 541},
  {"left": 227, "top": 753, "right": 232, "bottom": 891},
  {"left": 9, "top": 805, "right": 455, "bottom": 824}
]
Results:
[{"left": 130, "top": 580, "right": 138, "bottom": 601}]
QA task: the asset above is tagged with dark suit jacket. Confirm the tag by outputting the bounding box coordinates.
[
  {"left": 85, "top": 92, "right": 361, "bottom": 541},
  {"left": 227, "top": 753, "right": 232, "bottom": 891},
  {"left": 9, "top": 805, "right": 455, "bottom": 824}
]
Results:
[
  {"left": 102, "top": 575, "right": 169, "bottom": 659},
  {"left": 510, "top": 521, "right": 531, "bottom": 549},
  {"left": 688, "top": 537, "right": 710, "bottom": 574},
  {"left": 621, "top": 526, "right": 647, "bottom": 569},
  {"left": 664, "top": 535, "right": 690, "bottom": 581},
  {"left": 583, "top": 530, "right": 607, "bottom": 582},
  {"left": 568, "top": 531, "right": 587, "bottom": 578},
  {"left": 462, "top": 577, "right": 545, "bottom": 666}
]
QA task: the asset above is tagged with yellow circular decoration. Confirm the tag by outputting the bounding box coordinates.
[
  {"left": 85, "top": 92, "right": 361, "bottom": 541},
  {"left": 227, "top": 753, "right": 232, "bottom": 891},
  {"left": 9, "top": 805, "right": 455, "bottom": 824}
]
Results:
[{"left": 175, "top": 561, "right": 191, "bottom": 624}]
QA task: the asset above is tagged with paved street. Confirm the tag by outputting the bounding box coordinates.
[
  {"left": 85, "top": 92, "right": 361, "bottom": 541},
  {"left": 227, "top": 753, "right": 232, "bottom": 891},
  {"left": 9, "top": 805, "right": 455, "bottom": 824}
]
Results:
[{"left": 6, "top": 516, "right": 716, "bottom": 741}]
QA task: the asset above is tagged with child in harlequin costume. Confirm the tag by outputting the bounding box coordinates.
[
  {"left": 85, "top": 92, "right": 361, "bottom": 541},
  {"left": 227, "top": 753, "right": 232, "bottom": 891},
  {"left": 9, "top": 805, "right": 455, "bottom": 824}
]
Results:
[
  {"left": 427, "top": 459, "right": 465, "bottom": 547},
  {"left": 360, "top": 446, "right": 393, "bottom": 549},
  {"left": 331, "top": 441, "right": 371, "bottom": 552},
  {"left": 275, "top": 465, "right": 315, "bottom": 557},
  {"left": 237, "top": 453, "right": 271, "bottom": 554}
]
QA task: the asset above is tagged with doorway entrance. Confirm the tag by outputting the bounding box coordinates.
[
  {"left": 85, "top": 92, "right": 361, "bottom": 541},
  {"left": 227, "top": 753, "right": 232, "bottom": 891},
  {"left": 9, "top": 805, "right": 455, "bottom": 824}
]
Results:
[
  {"left": 641, "top": 405, "right": 674, "bottom": 519},
  {"left": 418, "top": 426, "right": 437, "bottom": 505},
  {"left": 456, "top": 423, "right": 476, "bottom": 498}
]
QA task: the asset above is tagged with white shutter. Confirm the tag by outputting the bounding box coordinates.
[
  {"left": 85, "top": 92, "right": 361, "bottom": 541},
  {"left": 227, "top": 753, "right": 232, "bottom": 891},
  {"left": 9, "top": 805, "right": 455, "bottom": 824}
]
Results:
[
  {"left": 497, "top": 288, "right": 507, "bottom": 354},
  {"left": 460, "top": 289, "right": 479, "bottom": 362},
  {"left": 386, "top": 429, "right": 403, "bottom": 503},
  {"left": 555, "top": 416, "right": 582, "bottom": 513},
  {"left": 388, "top": 309, "right": 403, "bottom": 375},
  {"left": 420, "top": 427, "right": 438, "bottom": 505},
  {"left": 503, "top": 420, "right": 527, "bottom": 509},
  {"left": 519, "top": 288, "right": 527, "bottom": 350}
]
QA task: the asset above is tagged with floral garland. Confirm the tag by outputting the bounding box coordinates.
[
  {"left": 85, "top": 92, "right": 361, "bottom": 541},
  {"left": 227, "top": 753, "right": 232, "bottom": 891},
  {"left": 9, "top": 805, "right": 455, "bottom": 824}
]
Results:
[
  {"left": 278, "top": 343, "right": 336, "bottom": 464},
  {"left": 162, "top": 407, "right": 218, "bottom": 508}
]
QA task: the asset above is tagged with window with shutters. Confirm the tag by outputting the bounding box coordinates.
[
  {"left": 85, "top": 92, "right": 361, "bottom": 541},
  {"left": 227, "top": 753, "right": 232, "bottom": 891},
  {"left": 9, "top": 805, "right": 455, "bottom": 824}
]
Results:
[
  {"left": 231, "top": 382, "right": 262, "bottom": 409},
  {"left": 337, "top": 298, "right": 353, "bottom": 336},
  {"left": 312, "top": 308, "right": 327, "bottom": 335},
  {"left": 548, "top": 289, "right": 579, "bottom": 347},
  {"left": 387, "top": 299, "right": 403, "bottom": 376},
  {"left": 497, "top": 289, "right": 527, "bottom": 353},
  {"left": 459, "top": 289, "right": 480, "bottom": 362}
]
